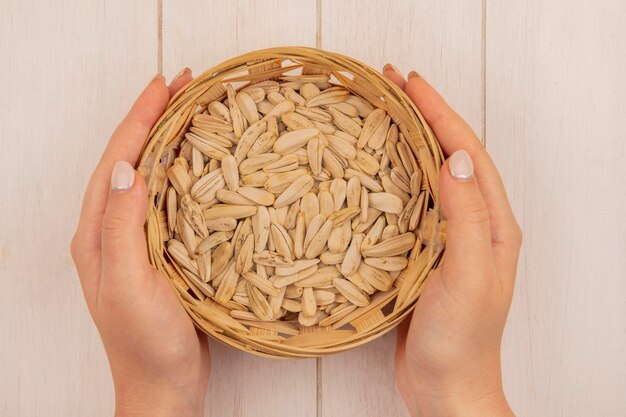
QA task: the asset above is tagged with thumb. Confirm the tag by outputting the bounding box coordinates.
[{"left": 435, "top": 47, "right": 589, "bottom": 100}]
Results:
[
  {"left": 439, "top": 150, "right": 493, "bottom": 281},
  {"left": 101, "top": 160, "right": 151, "bottom": 282}
]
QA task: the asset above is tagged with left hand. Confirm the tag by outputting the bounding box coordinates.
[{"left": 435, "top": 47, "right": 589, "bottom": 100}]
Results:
[
  {"left": 70, "top": 69, "right": 210, "bottom": 417},
  {"left": 383, "top": 65, "right": 520, "bottom": 417}
]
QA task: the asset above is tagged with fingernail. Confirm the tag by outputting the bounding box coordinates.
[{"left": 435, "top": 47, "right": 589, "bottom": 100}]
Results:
[
  {"left": 383, "top": 63, "right": 400, "bottom": 74},
  {"left": 174, "top": 67, "right": 191, "bottom": 80},
  {"left": 408, "top": 71, "right": 421, "bottom": 79},
  {"left": 111, "top": 160, "right": 136, "bottom": 191},
  {"left": 151, "top": 73, "right": 165, "bottom": 83},
  {"left": 449, "top": 150, "right": 474, "bottom": 180}
]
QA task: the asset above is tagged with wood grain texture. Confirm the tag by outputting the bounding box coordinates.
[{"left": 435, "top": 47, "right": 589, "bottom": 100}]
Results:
[
  {"left": 0, "top": 1, "right": 157, "bottom": 416},
  {"left": 319, "top": 0, "right": 484, "bottom": 138},
  {"left": 2, "top": 0, "right": 625, "bottom": 416},
  {"left": 162, "top": 0, "right": 318, "bottom": 77},
  {"left": 319, "top": 2, "right": 483, "bottom": 416},
  {"left": 161, "top": 2, "right": 319, "bottom": 416},
  {"left": 486, "top": 1, "right": 626, "bottom": 416}
]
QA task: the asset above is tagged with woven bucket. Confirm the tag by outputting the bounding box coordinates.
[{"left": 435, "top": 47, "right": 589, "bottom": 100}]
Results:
[{"left": 138, "top": 47, "right": 446, "bottom": 358}]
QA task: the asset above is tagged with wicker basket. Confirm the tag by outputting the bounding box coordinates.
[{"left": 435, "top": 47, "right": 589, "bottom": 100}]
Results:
[{"left": 138, "top": 47, "right": 446, "bottom": 358}]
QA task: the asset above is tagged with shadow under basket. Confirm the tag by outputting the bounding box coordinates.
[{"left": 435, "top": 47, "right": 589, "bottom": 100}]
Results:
[{"left": 138, "top": 46, "right": 447, "bottom": 358}]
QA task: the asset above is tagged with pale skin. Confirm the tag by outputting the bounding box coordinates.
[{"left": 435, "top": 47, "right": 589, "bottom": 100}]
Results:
[{"left": 71, "top": 65, "right": 521, "bottom": 417}]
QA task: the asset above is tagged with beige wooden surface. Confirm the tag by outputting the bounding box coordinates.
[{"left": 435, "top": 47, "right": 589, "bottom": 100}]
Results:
[
  {"left": 487, "top": 1, "right": 626, "bottom": 416},
  {"left": 1, "top": 1, "right": 625, "bottom": 417}
]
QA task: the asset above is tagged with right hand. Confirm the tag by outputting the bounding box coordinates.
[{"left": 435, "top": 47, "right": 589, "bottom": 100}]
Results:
[{"left": 384, "top": 65, "right": 522, "bottom": 417}]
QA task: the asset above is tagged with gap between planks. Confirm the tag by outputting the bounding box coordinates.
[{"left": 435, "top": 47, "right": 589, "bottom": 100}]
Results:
[
  {"left": 155, "top": 1, "right": 334, "bottom": 414},
  {"left": 315, "top": 4, "right": 323, "bottom": 416},
  {"left": 481, "top": 0, "right": 487, "bottom": 146},
  {"left": 158, "top": 0, "right": 163, "bottom": 73}
]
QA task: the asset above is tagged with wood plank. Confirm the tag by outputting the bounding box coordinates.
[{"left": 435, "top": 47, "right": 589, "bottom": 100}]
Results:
[
  {"left": 319, "top": 2, "right": 483, "bottom": 416},
  {"left": 0, "top": 1, "right": 157, "bottom": 416},
  {"left": 319, "top": 0, "right": 484, "bottom": 137},
  {"left": 162, "top": 2, "right": 319, "bottom": 416},
  {"left": 163, "top": 0, "right": 318, "bottom": 76},
  {"left": 487, "top": 1, "right": 626, "bottom": 416}
]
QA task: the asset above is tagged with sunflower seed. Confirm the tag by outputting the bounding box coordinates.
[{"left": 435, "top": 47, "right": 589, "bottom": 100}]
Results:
[
  {"left": 236, "top": 91, "right": 260, "bottom": 125},
  {"left": 327, "top": 221, "right": 352, "bottom": 253},
  {"left": 328, "top": 107, "right": 362, "bottom": 137},
  {"left": 367, "top": 115, "right": 390, "bottom": 150},
  {"left": 304, "top": 219, "right": 333, "bottom": 259},
  {"left": 227, "top": 85, "right": 247, "bottom": 138},
  {"left": 240, "top": 171, "right": 270, "bottom": 187},
  {"left": 180, "top": 194, "right": 208, "bottom": 238},
  {"left": 368, "top": 192, "right": 404, "bottom": 214},
  {"left": 282, "top": 111, "right": 315, "bottom": 130},
  {"left": 262, "top": 99, "right": 296, "bottom": 121},
  {"left": 273, "top": 128, "right": 320, "bottom": 154},
  {"left": 263, "top": 154, "right": 299, "bottom": 173},
  {"left": 354, "top": 150, "right": 380, "bottom": 176},
  {"left": 300, "top": 82, "right": 320, "bottom": 99},
  {"left": 361, "top": 232, "right": 416, "bottom": 257},
  {"left": 363, "top": 256, "right": 408, "bottom": 272},
  {"left": 216, "top": 189, "right": 256, "bottom": 205},
  {"left": 358, "top": 263, "right": 393, "bottom": 291},
  {"left": 252, "top": 250, "right": 294, "bottom": 267},
  {"left": 340, "top": 233, "right": 364, "bottom": 277},
  {"left": 333, "top": 278, "right": 369, "bottom": 307},
  {"left": 270, "top": 223, "right": 294, "bottom": 260},
  {"left": 307, "top": 135, "right": 325, "bottom": 175},
  {"left": 235, "top": 234, "right": 254, "bottom": 274},
  {"left": 215, "top": 261, "right": 238, "bottom": 305},
  {"left": 381, "top": 224, "right": 400, "bottom": 240},
  {"left": 208, "top": 101, "right": 231, "bottom": 122},
  {"left": 300, "top": 192, "right": 319, "bottom": 226},
  {"left": 203, "top": 205, "right": 257, "bottom": 220},
  {"left": 167, "top": 187, "right": 177, "bottom": 235},
  {"left": 247, "top": 282, "right": 273, "bottom": 321},
  {"left": 318, "top": 191, "right": 334, "bottom": 217},
  {"left": 327, "top": 135, "right": 357, "bottom": 160},
  {"left": 242, "top": 271, "right": 280, "bottom": 297},
  {"left": 295, "top": 266, "right": 341, "bottom": 287},
  {"left": 358, "top": 108, "right": 386, "bottom": 149},
  {"left": 270, "top": 173, "right": 310, "bottom": 206},
  {"left": 191, "top": 169, "right": 225, "bottom": 203},
  {"left": 167, "top": 157, "right": 193, "bottom": 196},
  {"left": 294, "top": 212, "right": 306, "bottom": 258},
  {"left": 205, "top": 218, "right": 237, "bottom": 232},
  {"left": 247, "top": 131, "right": 277, "bottom": 156},
  {"left": 301, "top": 287, "right": 317, "bottom": 318},
  {"left": 211, "top": 241, "right": 232, "bottom": 279},
  {"left": 237, "top": 186, "right": 275, "bottom": 206},
  {"left": 305, "top": 87, "right": 350, "bottom": 107},
  {"left": 361, "top": 216, "right": 386, "bottom": 251},
  {"left": 234, "top": 121, "right": 267, "bottom": 164}
]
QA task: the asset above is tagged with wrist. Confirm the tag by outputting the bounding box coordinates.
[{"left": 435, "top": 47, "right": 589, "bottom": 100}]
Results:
[
  {"left": 412, "top": 383, "right": 514, "bottom": 417},
  {"left": 114, "top": 376, "right": 204, "bottom": 417},
  {"left": 402, "top": 361, "right": 514, "bottom": 417}
]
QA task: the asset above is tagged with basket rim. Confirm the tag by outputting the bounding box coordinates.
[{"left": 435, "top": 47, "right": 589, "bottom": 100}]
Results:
[{"left": 139, "top": 46, "right": 445, "bottom": 358}]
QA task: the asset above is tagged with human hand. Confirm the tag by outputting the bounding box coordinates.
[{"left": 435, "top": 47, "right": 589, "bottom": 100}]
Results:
[
  {"left": 71, "top": 69, "right": 210, "bottom": 417},
  {"left": 383, "top": 66, "right": 521, "bottom": 417}
]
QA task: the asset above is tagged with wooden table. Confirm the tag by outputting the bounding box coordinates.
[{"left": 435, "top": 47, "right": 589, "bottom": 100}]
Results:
[{"left": 1, "top": 1, "right": 624, "bottom": 416}]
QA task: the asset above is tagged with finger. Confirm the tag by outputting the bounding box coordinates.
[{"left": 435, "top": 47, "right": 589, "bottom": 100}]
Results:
[
  {"left": 395, "top": 315, "right": 411, "bottom": 355},
  {"left": 438, "top": 150, "right": 494, "bottom": 289},
  {"left": 100, "top": 161, "right": 151, "bottom": 287},
  {"left": 404, "top": 73, "right": 520, "bottom": 263},
  {"left": 168, "top": 67, "right": 192, "bottom": 98},
  {"left": 75, "top": 75, "right": 169, "bottom": 254},
  {"left": 383, "top": 63, "right": 406, "bottom": 90}
]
